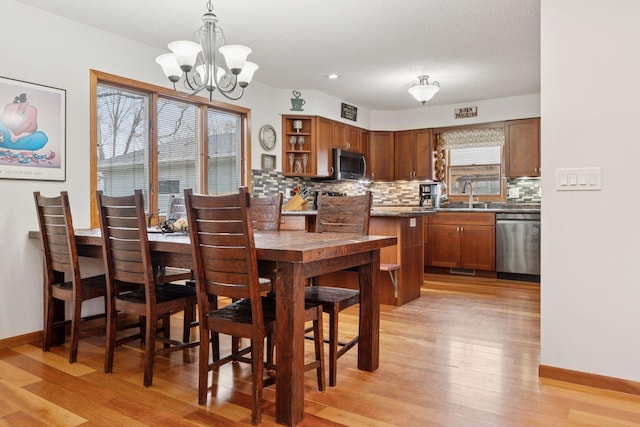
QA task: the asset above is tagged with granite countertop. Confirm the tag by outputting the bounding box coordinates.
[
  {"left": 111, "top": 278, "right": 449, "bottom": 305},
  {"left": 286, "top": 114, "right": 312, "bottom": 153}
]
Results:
[
  {"left": 282, "top": 203, "right": 540, "bottom": 217},
  {"left": 282, "top": 207, "right": 434, "bottom": 217}
]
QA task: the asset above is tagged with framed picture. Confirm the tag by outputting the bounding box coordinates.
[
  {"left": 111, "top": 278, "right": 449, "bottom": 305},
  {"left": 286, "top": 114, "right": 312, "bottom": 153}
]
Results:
[
  {"left": 261, "top": 154, "right": 276, "bottom": 170},
  {"left": 0, "top": 76, "right": 66, "bottom": 181}
]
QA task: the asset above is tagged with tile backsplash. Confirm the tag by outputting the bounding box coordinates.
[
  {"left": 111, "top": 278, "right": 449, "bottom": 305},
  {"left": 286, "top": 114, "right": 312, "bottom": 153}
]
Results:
[{"left": 251, "top": 170, "right": 541, "bottom": 207}]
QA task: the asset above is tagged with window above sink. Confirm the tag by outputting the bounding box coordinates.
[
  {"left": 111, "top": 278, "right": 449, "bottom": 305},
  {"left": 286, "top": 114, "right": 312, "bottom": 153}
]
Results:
[{"left": 436, "top": 127, "right": 507, "bottom": 203}]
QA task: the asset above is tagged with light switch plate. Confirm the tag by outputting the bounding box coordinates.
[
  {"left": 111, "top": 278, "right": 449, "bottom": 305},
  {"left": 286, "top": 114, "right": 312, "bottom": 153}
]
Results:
[{"left": 556, "top": 167, "right": 602, "bottom": 191}]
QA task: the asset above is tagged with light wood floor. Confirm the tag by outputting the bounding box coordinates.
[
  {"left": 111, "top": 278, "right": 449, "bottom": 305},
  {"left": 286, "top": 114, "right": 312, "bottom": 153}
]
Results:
[{"left": 2, "top": 274, "right": 640, "bottom": 426}]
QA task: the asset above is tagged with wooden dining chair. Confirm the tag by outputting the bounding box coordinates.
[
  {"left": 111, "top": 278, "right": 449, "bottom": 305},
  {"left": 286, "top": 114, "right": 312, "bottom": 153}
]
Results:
[
  {"left": 305, "top": 191, "right": 373, "bottom": 387},
  {"left": 34, "top": 191, "right": 108, "bottom": 363},
  {"left": 250, "top": 192, "right": 283, "bottom": 231},
  {"left": 185, "top": 188, "right": 324, "bottom": 425},
  {"left": 96, "top": 190, "right": 198, "bottom": 387}
]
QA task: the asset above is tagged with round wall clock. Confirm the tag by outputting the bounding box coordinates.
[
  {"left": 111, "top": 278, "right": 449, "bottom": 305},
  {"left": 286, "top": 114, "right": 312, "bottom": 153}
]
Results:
[{"left": 259, "top": 124, "right": 277, "bottom": 151}]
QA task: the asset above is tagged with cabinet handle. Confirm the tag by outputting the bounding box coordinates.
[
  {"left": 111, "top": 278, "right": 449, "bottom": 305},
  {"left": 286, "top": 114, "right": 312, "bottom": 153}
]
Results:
[{"left": 460, "top": 227, "right": 464, "bottom": 233}]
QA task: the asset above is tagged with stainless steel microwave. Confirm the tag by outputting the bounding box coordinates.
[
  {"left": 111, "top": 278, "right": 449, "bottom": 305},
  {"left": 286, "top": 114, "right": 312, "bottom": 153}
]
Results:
[{"left": 332, "top": 148, "right": 366, "bottom": 180}]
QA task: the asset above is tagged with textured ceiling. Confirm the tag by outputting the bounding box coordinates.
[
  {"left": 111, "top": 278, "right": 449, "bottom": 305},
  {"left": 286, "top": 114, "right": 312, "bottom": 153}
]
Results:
[{"left": 16, "top": 0, "right": 540, "bottom": 111}]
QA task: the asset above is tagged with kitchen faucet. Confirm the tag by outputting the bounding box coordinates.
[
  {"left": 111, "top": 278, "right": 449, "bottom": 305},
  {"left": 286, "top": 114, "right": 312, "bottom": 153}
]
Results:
[{"left": 462, "top": 181, "right": 474, "bottom": 208}]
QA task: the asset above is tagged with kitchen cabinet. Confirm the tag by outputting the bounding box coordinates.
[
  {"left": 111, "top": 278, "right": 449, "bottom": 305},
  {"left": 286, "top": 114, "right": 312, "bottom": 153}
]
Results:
[
  {"left": 282, "top": 115, "right": 331, "bottom": 177},
  {"left": 394, "top": 128, "right": 433, "bottom": 180},
  {"left": 359, "top": 128, "right": 369, "bottom": 159},
  {"left": 316, "top": 213, "right": 423, "bottom": 306},
  {"left": 504, "top": 118, "right": 540, "bottom": 177},
  {"left": 428, "top": 212, "right": 496, "bottom": 271},
  {"left": 369, "top": 131, "right": 395, "bottom": 181},
  {"left": 332, "top": 122, "right": 363, "bottom": 153}
]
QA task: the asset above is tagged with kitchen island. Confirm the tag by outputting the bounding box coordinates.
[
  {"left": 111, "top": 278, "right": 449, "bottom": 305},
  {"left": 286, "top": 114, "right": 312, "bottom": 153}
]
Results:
[{"left": 283, "top": 207, "right": 434, "bottom": 306}]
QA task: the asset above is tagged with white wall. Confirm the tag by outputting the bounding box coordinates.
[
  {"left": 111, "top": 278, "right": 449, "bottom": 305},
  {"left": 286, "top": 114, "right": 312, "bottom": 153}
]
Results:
[{"left": 540, "top": 0, "right": 640, "bottom": 381}]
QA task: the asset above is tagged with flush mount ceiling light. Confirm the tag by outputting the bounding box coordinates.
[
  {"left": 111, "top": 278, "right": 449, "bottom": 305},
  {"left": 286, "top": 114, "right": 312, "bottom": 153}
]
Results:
[
  {"left": 408, "top": 75, "right": 440, "bottom": 105},
  {"left": 155, "top": 0, "right": 258, "bottom": 101}
]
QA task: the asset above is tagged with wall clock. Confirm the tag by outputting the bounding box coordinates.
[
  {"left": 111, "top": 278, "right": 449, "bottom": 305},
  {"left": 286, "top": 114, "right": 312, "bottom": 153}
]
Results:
[{"left": 259, "top": 124, "right": 277, "bottom": 151}]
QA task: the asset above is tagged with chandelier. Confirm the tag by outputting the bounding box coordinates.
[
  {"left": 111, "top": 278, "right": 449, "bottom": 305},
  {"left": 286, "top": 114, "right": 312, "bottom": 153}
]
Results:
[
  {"left": 155, "top": 0, "right": 258, "bottom": 101},
  {"left": 408, "top": 75, "right": 440, "bottom": 105}
]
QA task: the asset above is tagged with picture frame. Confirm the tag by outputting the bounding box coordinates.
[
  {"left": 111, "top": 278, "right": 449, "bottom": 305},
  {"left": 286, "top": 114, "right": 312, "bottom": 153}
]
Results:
[
  {"left": 0, "top": 76, "right": 66, "bottom": 181},
  {"left": 261, "top": 154, "right": 276, "bottom": 170}
]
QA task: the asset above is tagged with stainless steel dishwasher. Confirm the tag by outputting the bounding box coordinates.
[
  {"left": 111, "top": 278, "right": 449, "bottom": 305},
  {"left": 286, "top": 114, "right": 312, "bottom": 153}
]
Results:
[{"left": 496, "top": 212, "right": 540, "bottom": 279}]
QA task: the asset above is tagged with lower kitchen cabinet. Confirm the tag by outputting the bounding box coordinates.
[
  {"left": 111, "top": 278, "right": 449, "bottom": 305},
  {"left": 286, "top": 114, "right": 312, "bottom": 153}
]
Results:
[{"left": 427, "top": 212, "right": 496, "bottom": 271}]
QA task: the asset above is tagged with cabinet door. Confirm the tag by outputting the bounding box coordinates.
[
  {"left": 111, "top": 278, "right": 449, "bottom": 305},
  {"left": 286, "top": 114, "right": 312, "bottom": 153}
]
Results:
[
  {"left": 460, "top": 225, "right": 496, "bottom": 270},
  {"left": 315, "top": 116, "right": 332, "bottom": 177},
  {"left": 346, "top": 125, "right": 360, "bottom": 152},
  {"left": 414, "top": 129, "right": 433, "bottom": 180},
  {"left": 505, "top": 118, "right": 540, "bottom": 177},
  {"left": 369, "top": 131, "right": 395, "bottom": 181},
  {"left": 428, "top": 224, "right": 461, "bottom": 268},
  {"left": 394, "top": 130, "right": 414, "bottom": 180},
  {"left": 332, "top": 121, "right": 345, "bottom": 149}
]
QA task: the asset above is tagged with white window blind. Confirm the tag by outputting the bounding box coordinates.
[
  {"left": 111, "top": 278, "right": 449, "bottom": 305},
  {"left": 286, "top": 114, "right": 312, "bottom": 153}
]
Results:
[
  {"left": 207, "top": 109, "right": 240, "bottom": 195},
  {"left": 96, "top": 84, "right": 150, "bottom": 210},
  {"left": 157, "top": 97, "right": 199, "bottom": 215},
  {"left": 449, "top": 146, "right": 501, "bottom": 166}
]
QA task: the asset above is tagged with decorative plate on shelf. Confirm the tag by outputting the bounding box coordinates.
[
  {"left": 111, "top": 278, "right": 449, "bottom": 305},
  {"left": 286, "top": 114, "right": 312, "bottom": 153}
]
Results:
[{"left": 259, "top": 124, "right": 277, "bottom": 151}]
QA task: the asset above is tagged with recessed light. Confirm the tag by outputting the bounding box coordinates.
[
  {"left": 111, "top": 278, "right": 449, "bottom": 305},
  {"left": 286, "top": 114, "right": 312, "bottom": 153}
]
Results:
[{"left": 326, "top": 74, "right": 339, "bottom": 79}]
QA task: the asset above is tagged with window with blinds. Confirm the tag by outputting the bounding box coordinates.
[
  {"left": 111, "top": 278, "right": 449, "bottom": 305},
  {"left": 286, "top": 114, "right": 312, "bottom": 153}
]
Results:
[
  {"left": 157, "top": 97, "right": 199, "bottom": 214},
  {"left": 96, "top": 84, "right": 151, "bottom": 210},
  {"left": 207, "top": 109, "right": 240, "bottom": 194},
  {"left": 94, "top": 76, "right": 245, "bottom": 222},
  {"left": 439, "top": 128, "right": 505, "bottom": 200}
]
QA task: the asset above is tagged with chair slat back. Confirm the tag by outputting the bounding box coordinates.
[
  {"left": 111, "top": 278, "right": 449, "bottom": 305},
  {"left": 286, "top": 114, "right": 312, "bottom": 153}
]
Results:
[
  {"left": 185, "top": 188, "right": 263, "bottom": 320},
  {"left": 315, "top": 191, "right": 373, "bottom": 235},
  {"left": 250, "top": 193, "right": 283, "bottom": 231},
  {"left": 33, "top": 191, "right": 80, "bottom": 284},
  {"left": 96, "top": 190, "right": 155, "bottom": 298}
]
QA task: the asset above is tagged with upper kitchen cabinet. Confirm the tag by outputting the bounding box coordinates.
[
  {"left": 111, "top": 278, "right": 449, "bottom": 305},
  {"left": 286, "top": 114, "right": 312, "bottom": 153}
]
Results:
[
  {"left": 332, "top": 121, "right": 363, "bottom": 153},
  {"left": 394, "top": 129, "right": 433, "bottom": 180},
  {"left": 369, "top": 131, "right": 395, "bottom": 181},
  {"left": 504, "top": 118, "right": 540, "bottom": 177},
  {"left": 282, "top": 115, "right": 331, "bottom": 178}
]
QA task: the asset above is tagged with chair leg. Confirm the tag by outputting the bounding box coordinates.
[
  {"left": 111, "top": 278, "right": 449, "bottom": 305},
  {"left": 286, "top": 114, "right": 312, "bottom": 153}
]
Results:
[
  {"left": 43, "top": 293, "right": 55, "bottom": 352},
  {"left": 251, "top": 337, "right": 264, "bottom": 426},
  {"left": 328, "top": 304, "right": 339, "bottom": 387},
  {"left": 162, "top": 314, "right": 171, "bottom": 349},
  {"left": 143, "top": 315, "right": 156, "bottom": 387},
  {"left": 104, "top": 299, "right": 117, "bottom": 374},
  {"left": 69, "top": 299, "right": 81, "bottom": 363},
  {"left": 198, "top": 327, "right": 210, "bottom": 405},
  {"left": 313, "top": 306, "right": 326, "bottom": 391},
  {"left": 183, "top": 303, "right": 195, "bottom": 343}
]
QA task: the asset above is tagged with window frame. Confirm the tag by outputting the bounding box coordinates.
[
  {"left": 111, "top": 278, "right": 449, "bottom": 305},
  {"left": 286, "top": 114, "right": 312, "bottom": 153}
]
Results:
[
  {"left": 434, "top": 122, "right": 507, "bottom": 203},
  {"left": 89, "top": 69, "right": 252, "bottom": 227}
]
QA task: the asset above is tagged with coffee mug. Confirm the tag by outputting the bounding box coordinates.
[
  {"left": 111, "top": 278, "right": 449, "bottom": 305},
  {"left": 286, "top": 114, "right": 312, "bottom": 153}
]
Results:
[{"left": 290, "top": 98, "right": 305, "bottom": 111}]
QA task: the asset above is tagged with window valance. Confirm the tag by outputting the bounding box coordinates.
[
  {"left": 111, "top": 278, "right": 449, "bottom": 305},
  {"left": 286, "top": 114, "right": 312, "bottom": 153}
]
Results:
[{"left": 440, "top": 128, "right": 505, "bottom": 150}]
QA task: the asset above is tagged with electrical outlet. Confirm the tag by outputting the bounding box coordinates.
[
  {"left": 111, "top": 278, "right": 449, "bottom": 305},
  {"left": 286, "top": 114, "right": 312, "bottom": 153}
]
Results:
[{"left": 508, "top": 187, "right": 520, "bottom": 198}]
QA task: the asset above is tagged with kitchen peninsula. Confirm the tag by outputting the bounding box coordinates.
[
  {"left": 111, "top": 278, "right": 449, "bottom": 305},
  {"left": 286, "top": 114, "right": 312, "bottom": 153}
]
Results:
[{"left": 282, "top": 207, "right": 433, "bottom": 306}]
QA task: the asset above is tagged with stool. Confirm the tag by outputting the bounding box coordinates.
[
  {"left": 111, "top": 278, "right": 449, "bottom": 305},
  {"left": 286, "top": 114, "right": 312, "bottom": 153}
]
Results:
[{"left": 380, "top": 263, "right": 400, "bottom": 298}]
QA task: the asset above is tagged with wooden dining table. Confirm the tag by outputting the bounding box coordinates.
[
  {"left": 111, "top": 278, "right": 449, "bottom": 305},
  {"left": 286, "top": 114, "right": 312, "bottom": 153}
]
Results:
[{"left": 44, "top": 228, "right": 396, "bottom": 426}]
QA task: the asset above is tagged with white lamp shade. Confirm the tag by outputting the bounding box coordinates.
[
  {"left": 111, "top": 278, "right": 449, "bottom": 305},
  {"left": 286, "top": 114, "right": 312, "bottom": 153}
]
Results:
[
  {"left": 237, "top": 62, "right": 259, "bottom": 86},
  {"left": 219, "top": 45, "right": 251, "bottom": 74},
  {"left": 408, "top": 84, "right": 439, "bottom": 103},
  {"left": 155, "top": 54, "right": 182, "bottom": 81},
  {"left": 196, "top": 65, "right": 226, "bottom": 87},
  {"left": 168, "top": 41, "right": 202, "bottom": 71}
]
